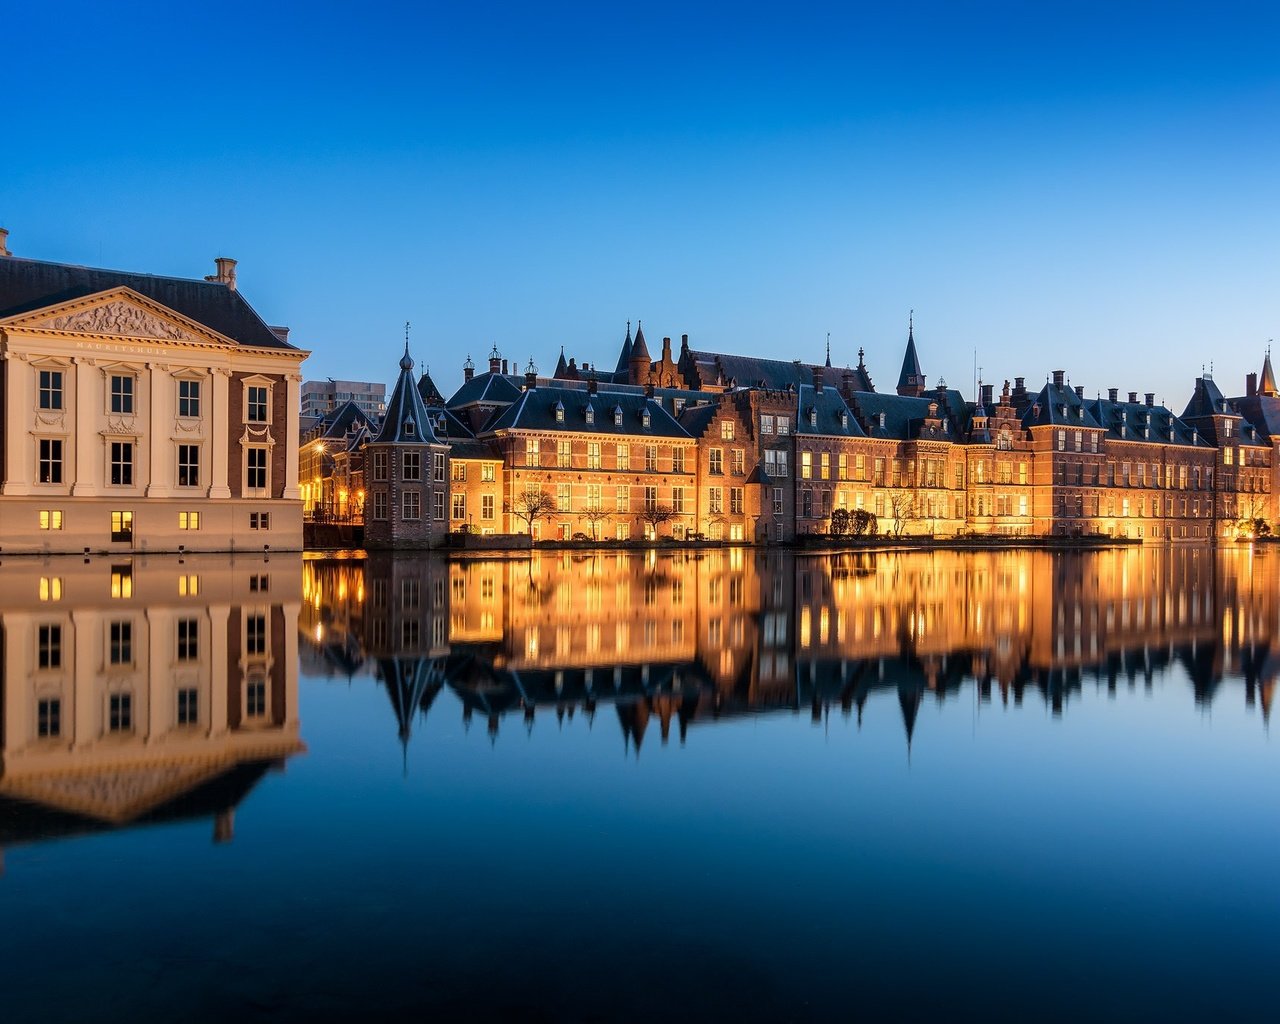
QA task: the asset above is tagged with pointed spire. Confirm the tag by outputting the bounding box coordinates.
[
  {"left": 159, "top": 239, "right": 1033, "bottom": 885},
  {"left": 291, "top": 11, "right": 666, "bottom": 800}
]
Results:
[
  {"left": 896, "top": 311, "right": 925, "bottom": 397},
  {"left": 554, "top": 346, "right": 568, "bottom": 378},
  {"left": 825, "top": 333, "right": 832, "bottom": 367},
  {"left": 613, "top": 320, "right": 634, "bottom": 377},
  {"left": 1260, "top": 349, "right": 1279, "bottom": 397},
  {"left": 631, "top": 319, "right": 650, "bottom": 361}
]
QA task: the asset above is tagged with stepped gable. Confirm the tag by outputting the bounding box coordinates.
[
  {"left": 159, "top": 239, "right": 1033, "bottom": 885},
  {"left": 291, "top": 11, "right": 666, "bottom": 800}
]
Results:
[{"left": 0, "top": 255, "right": 294, "bottom": 349}]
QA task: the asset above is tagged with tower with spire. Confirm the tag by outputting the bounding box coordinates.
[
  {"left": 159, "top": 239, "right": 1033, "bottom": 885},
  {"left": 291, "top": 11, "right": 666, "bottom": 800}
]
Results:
[
  {"left": 896, "top": 311, "right": 927, "bottom": 398},
  {"left": 365, "top": 330, "right": 450, "bottom": 548},
  {"left": 629, "top": 320, "right": 652, "bottom": 387}
]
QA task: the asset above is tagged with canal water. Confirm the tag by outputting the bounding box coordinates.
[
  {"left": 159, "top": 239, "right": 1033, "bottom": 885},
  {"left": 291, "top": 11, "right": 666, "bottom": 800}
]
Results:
[{"left": 1, "top": 546, "right": 1277, "bottom": 1022}]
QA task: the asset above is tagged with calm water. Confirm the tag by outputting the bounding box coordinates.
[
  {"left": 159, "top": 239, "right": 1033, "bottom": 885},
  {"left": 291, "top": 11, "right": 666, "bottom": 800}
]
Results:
[{"left": 1, "top": 546, "right": 1277, "bottom": 1022}]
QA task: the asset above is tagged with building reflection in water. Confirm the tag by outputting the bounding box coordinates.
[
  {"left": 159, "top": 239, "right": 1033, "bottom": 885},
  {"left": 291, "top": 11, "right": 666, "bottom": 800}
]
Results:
[
  {"left": 301, "top": 545, "right": 1278, "bottom": 754},
  {"left": 0, "top": 554, "right": 304, "bottom": 860}
]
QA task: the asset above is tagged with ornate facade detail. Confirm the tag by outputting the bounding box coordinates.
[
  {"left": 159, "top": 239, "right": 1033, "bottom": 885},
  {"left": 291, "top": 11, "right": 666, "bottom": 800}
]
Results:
[{"left": 38, "top": 301, "right": 200, "bottom": 342}]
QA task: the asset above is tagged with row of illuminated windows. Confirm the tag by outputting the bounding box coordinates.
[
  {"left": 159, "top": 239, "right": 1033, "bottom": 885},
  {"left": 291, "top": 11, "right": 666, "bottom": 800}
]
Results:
[
  {"left": 370, "top": 451, "right": 446, "bottom": 482},
  {"left": 37, "top": 571, "right": 265, "bottom": 604},
  {"left": 37, "top": 509, "right": 270, "bottom": 538},
  {"left": 35, "top": 439, "right": 270, "bottom": 492},
  {"left": 37, "top": 370, "right": 272, "bottom": 423},
  {"left": 523, "top": 440, "right": 694, "bottom": 473},
  {"left": 706, "top": 448, "right": 747, "bottom": 476},
  {"left": 450, "top": 462, "right": 498, "bottom": 482},
  {"left": 451, "top": 494, "right": 497, "bottom": 520},
  {"left": 369, "top": 490, "right": 445, "bottom": 522}
]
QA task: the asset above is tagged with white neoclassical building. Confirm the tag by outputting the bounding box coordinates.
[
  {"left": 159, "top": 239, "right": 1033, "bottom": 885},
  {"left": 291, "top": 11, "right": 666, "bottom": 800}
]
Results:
[{"left": 0, "top": 229, "right": 307, "bottom": 552}]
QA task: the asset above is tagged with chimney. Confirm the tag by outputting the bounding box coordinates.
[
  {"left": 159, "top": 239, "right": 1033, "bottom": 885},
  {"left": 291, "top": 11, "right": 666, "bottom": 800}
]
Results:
[
  {"left": 1108, "top": 388, "right": 1118, "bottom": 402},
  {"left": 0, "top": 227, "right": 9, "bottom": 256},
  {"left": 205, "top": 256, "right": 237, "bottom": 290},
  {"left": 981, "top": 383, "right": 994, "bottom": 408},
  {"left": 489, "top": 348, "right": 502, "bottom": 374},
  {"left": 588, "top": 375, "right": 598, "bottom": 395},
  {"left": 1074, "top": 385, "right": 1084, "bottom": 400},
  {"left": 502, "top": 359, "right": 509, "bottom": 375},
  {"left": 269, "top": 325, "right": 290, "bottom": 345},
  {"left": 1247, "top": 373, "right": 1257, "bottom": 398},
  {"left": 680, "top": 334, "right": 689, "bottom": 351},
  {"left": 463, "top": 356, "right": 475, "bottom": 383},
  {"left": 645, "top": 381, "right": 655, "bottom": 398},
  {"left": 662, "top": 336, "right": 673, "bottom": 359},
  {"left": 1052, "top": 369, "right": 1065, "bottom": 387},
  {"left": 812, "top": 366, "right": 824, "bottom": 394},
  {"left": 1144, "top": 393, "right": 1155, "bottom": 407},
  {"left": 1127, "top": 391, "right": 1138, "bottom": 404},
  {"left": 524, "top": 359, "right": 537, "bottom": 390}
]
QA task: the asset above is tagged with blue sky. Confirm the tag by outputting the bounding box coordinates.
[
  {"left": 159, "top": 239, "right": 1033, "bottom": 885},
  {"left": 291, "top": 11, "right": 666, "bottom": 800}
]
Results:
[{"left": 3, "top": 1, "right": 1277, "bottom": 405}]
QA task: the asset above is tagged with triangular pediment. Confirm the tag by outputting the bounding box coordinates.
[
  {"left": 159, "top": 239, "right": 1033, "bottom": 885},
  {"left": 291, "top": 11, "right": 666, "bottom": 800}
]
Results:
[{"left": 0, "top": 287, "right": 237, "bottom": 348}]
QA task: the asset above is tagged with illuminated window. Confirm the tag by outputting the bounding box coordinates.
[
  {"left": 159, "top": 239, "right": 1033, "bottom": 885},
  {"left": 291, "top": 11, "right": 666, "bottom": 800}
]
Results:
[
  {"left": 39, "top": 509, "right": 64, "bottom": 530},
  {"left": 39, "top": 576, "right": 63, "bottom": 602},
  {"left": 721, "top": 421, "right": 735, "bottom": 441},
  {"left": 111, "top": 511, "right": 134, "bottom": 542},
  {"left": 110, "top": 564, "right": 133, "bottom": 598},
  {"left": 178, "top": 511, "right": 200, "bottom": 530},
  {"left": 178, "top": 574, "right": 199, "bottom": 596},
  {"left": 481, "top": 463, "right": 495, "bottom": 482}
]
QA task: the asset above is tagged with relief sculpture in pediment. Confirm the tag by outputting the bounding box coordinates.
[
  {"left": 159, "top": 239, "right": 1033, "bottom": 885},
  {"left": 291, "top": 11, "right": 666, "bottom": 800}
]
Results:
[{"left": 42, "top": 301, "right": 200, "bottom": 342}]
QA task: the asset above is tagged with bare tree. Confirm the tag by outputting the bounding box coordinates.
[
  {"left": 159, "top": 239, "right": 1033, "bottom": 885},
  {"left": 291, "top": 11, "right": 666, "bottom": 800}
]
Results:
[
  {"left": 577, "top": 504, "right": 612, "bottom": 541},
  {"left": 887, "top": 489, "right": 918, "bottom": 536},
  {"left": 1235, "top": 492, "right": 1272, "bottom": 538},
  {"left": 639, "top": 503, "right": 675, "bottom": 539},
  {"left": 506, "top": 486, "right": 556, "bottom": 535}
]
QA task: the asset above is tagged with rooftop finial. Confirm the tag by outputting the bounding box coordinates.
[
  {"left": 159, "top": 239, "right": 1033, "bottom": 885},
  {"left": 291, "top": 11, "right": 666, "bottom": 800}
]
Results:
[
  {"left": 857, "top": 346, "right": 865, "bottom": 368},
  {"left": 825, "top": 332, "right": 831, "bottom": 367},
  {"left": 909, "top": 309, "right": 914, "bottom": 335},
  {"left": 399, "top": 321, "right": 413, "bottom": 371}
]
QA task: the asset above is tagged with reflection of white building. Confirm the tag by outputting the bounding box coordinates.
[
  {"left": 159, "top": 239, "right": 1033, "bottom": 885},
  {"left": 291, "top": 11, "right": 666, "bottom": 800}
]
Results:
[
  {"left": 0, "top": 230, "right": 307, "bottom": 553},
  {"left": 0, "top": 555, "right": 303, "bottom": 845}
]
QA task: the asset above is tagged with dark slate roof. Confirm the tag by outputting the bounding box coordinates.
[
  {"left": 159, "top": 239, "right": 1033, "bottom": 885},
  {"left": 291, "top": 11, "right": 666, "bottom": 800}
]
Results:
[
  {"left": 0, "top": 255, "right": 296, "bottom": 350},
  {"left": 630, "top": 322, "right": 651, "bottom": 363},
  {"left": 1181, "top": 375, "right": 1233, "bottom": 421},
  {"left": 685, "top": 350, "right": 844, "bottom": 392},
  {"left": 897, "top": 324, "right": 924, "bottom": 390},
  {"left": 319, "top": 400, "right": 376, "bottom": 441},
  {"left": 374, "top": 348, "right": 444, "bottom": 445},
  {"left": 1020, "top": 382, "right": 1104, "bottom": 430},
  {"left": 1231, "top": 395, "right": 1280, "bottom": 443},
  {"left": 849, "top": 392, "right": 953, "bottom": 441},
  {"left": 416, "top": 371, "right": 445, "bottom": 405},
  {"left": 795, "top": 384, "right": 866, "bottom": 438},
  {"left": 446, "top": 371, "right": 524, "bottom": 408},
  {"left": 1086, "top": 397, "right": 1202, "bottom": 447},
  {"left": 554, "top": 348, "right": 568, "bottom": 377},
  {"left": 448, "top": 438, "right": 501, "bottom": 460},
  {"left": 422, "top": 403, "right": 476, "bottom": 440},
  {"left": 484, "top": 384, "right": 691, "bottom": 439},
  {"left": 843, "top": 351, "right": 876, "bottom": 393},
  {"left": 678, "top": 403, "right": 719, "bottom": 438}
]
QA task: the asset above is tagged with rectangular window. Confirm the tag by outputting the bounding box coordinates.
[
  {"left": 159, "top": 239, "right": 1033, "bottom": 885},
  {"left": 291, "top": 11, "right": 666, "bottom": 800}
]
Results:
[
  {"left": 246, "top": 614, "right": 267, "bottom": 655},
  {"left": 110, "top": 374, "right": 134, "bottom": 415},
  {"left": 672, "top": 486, "right": 686, "bottom": 513},
  {"left": 247, "top": 385, "right": 270, "bottom": 422},
  {"left": 434, "top": 492, "right": 445, "bottom": 520},
  {"left": 452, "top": 493, "right": 466, "bottom": 520},
  {"left": 39, "top": 576, "right": 63, "bottom": 601},
  {"left": 730, "top": 487, "right": 744, "bottom": 515},
  {"left": 644, "top": 486, "right": 658, "bottom": 511},
  {"left": 773, "top": 487, "right": 784, "bottom": 515},
  {"left": 776, "top": 416, "right": 790, "bottom": 436},
  {"left": 673, "top": 448, "right": 686, "bottom": 473},
  {"left": 110, "top": 441, "right": 134, "bottom": 486},
  {"left": 1057, "top": 430, "right": 1066, "bottom": 452},
  {"left": 526, "top": 438, "right": 540, "bottom": 466},
  {"left": 38, "top": 698, "right": 61, "bottom": 738},
  {"left": 249, "top": 574, "right": 269, "bottom": 593},
  {"left": 39, "top": 438, "right": 63, "bottom": 484},
  {"left": 588, "top": 442, "right": 601, "bottom": 469},
  {"left": 403, "top": 452, "right": 421, "bottom": 480},
  {"left": 616, "top": 485, "right": 629, "bottom": 513},
  {"left": 721, "top": 421, "right": 735, "bottom": 441},
  {"left": 178, "top": 444, "right": 200, "bottom": 487},
  {"left": 109, "top": 692, "right": 133, "bottom": 732},
  {"left": 249, "top": 511, "right": 271, "bottom": 530},
  {"left": 617, "top": 444, "right": 630, "bottom": 471},
  {"left": 820, "top": 452, "right": 830, "bottom": 480},
  {"left": 177, "top": 688, "right": 198, "bottom": 725},
  {"left": 178, "top": 618, "right": 199, "bottom": 660},
  {"left": 39, "top": 369, "right": 64, "bottom": 410},
  {"left": 109, "top": 621, "right": 132, "bottom": 665},
  {"left": 38, "top": 624, "right": 62, "bottom": 669},
  {"left": 709, "top": 448, "right": 723, "bottom": 475},
  {"left": 554, "top": 439, "right": 571, "bottom": 468},
  {"left": 178, "top": 379, "right": 201, "bottom": 417},
  {"left": 402, "top": 490, "right": 422, "bottom": 520},
  {"left": 246, "top": 680, "right": 267, "bottom": 718},
  {"left": 373, "top": 491, "right": 388, "bottom": 520},
  {"left": 434, "top": 453, "right": 446, "bottom": 482},
  {"left": 246, "top": 447, "right": 269, "bottom": 491},
  {"left": 764, "top": 450, "right": 788, "bottom": 476},
  {"left": 39, "top": 509, "right": 64, "bottom": 530},
  {"left": 111, "top": 510, "right": 134, "bottom": 542},
  {"left": 557, "top": 483, "right": 572, "bottom": 512},
  {"left": 481, "top": 462, "right": 496, "bottom": 482},
  {"left": 177, "top": 510, "right": 200, "bottom": 530},
  {"left": 111, "top": 564, "right": 133, "bottom": 598},
  {"left": 761, "top": 415, "right": 775, "bottom": 435},
  {"left": 646, "top": 445, "right": 658, "bottom": 471},
  {"left": 801, "top": 452, "right": 812, "bottom": 479},
  {"left": 482, "top": 494, "right": 495, "bottom": 520},
  {"left": 372, "top": 451, "right": 388, "bottom": 481}
]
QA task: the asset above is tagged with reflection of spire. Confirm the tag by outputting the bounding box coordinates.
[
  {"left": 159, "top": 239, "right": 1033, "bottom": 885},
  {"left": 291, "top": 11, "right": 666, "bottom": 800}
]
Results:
[{"left": 899, "top": 682, "right": 923, "bottom": 757}]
